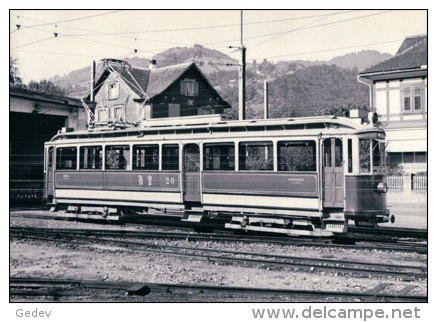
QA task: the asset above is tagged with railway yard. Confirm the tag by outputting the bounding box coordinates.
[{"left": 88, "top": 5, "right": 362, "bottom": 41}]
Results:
[{"left": 9, "top": 205, "right": 427, "bottom": 302}]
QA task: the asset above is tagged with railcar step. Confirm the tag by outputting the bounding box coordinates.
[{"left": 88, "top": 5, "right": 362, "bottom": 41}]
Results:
[
  {"left": 181, "top": 213, "right": 204, "bottom": 222},
  {"left": 225, "top": 223, "right": 333, "bottom": 237}
]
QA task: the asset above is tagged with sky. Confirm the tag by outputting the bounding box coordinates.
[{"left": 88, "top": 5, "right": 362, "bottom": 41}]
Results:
[{"left": 10, "top": 10, "right": 427, "bottom": 83}]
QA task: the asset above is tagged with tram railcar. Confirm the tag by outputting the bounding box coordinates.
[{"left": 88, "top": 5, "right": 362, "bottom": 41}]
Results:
[{"left": 43, "top": 114, "right": 392, "bottom": 236}]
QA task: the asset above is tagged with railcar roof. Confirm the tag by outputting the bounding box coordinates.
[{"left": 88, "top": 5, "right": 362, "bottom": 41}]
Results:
[{"left": 49, "top": 115, "right": 384, "bottom": 142}]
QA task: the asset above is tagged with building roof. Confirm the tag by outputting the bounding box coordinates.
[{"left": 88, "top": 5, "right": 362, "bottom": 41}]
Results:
[
  {"left": 89, "top": 61, "right": 228, "bottom": 107},
  {"left": 360, "top": 35, "right": 427, "bottom": 75},
  {"left": 145, "top": 62, "right": 193, "bottom": 98},
  {"left": 10, "top": 86, "right": 84, "bottom": 108}
]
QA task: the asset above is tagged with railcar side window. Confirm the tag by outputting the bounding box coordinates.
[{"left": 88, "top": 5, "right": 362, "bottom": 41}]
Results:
[
  {"left": 204, "top": 143, "right": 235, "bottom": 171},
  {"left": 277, "top": 141, "right": 316, "bottom": 171},
  {"left": 133, "top": 145, "right": 159, "bottom": 170},
  {"left": 359, "top": 139, "right": 371, "bottom": 173},
  {"left": 239, "top": 142, "right": 273, "bottom": 171},
  {"left": 48, "top": 147, "right": 53, "bottom": 167},
  {"left": 335, "top": 139, "right": 343, "bottom": 167},
  {"left": 80, "top": 146, "right": 102, "bottom": 170},
  {"left": 162, "top": 144, "right": 179, "bottom": 170},
  {"left": 56, "top": 147, "right": 77, "bottom": 170},
  {"left": 372, "top": 140, "right": 381, "bottom": 168},
  {"left": 347, "top": 139, "right": 353, "bottom": 173},
  {"left": 323, "top": 140, "right": 332, "bottom": 167},
  {"left": 105, "top": 145, "right": 130, "bottom": 170}
]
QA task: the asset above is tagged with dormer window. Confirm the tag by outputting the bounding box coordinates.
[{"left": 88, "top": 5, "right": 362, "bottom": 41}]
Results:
[
  {"left": 181, "top": 79, "right": 199, "bottom": 97},
  {"left": 108, "top": 82, "right": 120, "bottom": 100}
]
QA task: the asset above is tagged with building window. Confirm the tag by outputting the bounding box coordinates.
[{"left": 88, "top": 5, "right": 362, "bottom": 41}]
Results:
[
  {"left": 388, "top": 152, "right": 427, "bottom": 165},
  {"left": 107, "top": 82, "right": 120, "bottom": 100},
  {"left": 162, "top": 144, "right": 179, "bottom": 170},
  {"left": 403, "top": 152, "right": 414, "bottom": 163},
  {"left": 277, "top": 141, "right": 316, "bottom": 171},
  {"left": 402, "top": 85, "right": 423, "bottom": 113},
  {"left": 105, "top": 145, "right": 129, "bottom": 170},
  {"left": 415, "top": 152, "right": 427, "bottom": 163},
  {"left": 204, "top": 143, "right": 235, "bottom": 171},
  {"left": 133, "top": 145, "right": 159, "bottom": 170},
  {"left": 181, "top": 79, "right": 199, "bottom": 97},
  {"left": 114, "top": 105, "right": 125, "bottom": 122},
  {"left": 80, "top": 146, "right": 103, "bottom": 169},
  {"left": 56, "top": 147, "right": 77, "bottom": 170},
  {"left": 239, "top": 142, "right": 273, "bottom": 171}
]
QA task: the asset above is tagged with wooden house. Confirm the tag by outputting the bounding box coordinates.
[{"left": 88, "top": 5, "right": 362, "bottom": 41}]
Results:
[{"left": 87, "top": 60, "right": 231, "bottom": 124}]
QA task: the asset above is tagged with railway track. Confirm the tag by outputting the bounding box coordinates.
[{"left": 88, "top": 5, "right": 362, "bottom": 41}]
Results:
[
  {"left": 10, "top": 226, "right": 427, "bottom": 280},
  {"left": 10, "top": 277, "right": 427, "bottom": 302},
  {"left": 349, "top": 226, "right": 428, "bottom": 239},
  {"left": 10, "top": 224, "right": 428, "bottom": 254},
  {"left": 10, "top": 209, "right": 428, "bottom": 242}
]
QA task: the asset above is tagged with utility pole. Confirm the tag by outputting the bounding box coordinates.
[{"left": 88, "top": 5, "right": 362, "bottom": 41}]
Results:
[
  {"left": 239, "top": 10, "right": 246, "bottom": 121},
  {"left": 230, "top": 10, "right": 246, "bottom": 121},
  {"left": 264, "top": 79, "right": 269, "bottom": 120},
  {"left": 90, "top": 60, "right": 96, "bottom": 102}
]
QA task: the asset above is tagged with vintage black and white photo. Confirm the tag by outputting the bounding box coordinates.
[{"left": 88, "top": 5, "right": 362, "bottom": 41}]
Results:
[{"left": 9, "top": 9, "right": 427, "bottom": 312}]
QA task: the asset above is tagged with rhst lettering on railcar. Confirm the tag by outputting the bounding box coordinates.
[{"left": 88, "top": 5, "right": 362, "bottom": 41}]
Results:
[
  {"left": 136, "top": 174, "right": 178, "bottom": 187},
  {"left": 16, "top": 308, "right": 52, "bottom": 318}
]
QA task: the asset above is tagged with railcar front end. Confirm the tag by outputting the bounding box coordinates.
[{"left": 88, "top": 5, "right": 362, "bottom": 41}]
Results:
[{"left": 343, "top": 133, "right": 392, "bottom": 227}]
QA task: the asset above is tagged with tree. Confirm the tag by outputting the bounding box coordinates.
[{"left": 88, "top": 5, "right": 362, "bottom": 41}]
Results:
[
  {"left": 9, "top": 56, "right": 23, "bottom": 86},
  {"left": 27, "top": 79, "right": 66, "bottom": 97}
]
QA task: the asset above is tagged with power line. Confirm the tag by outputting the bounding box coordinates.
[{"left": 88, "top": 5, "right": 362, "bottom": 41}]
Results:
[
  {"left": 14, "top": 13, "right": 193, "bottom": 47},
  {"left": 20, "top": 10, "right": 123, "bottom": 29},
  {"left": 249, "top": 15, "right": 331, "bottom": 49},
  {"left": 198, "top": 10, "right": 392, "bottom": 48},
  {"left": 13, "top": 38, "right": 404, "bottom": 67},
  {"left": 250, "top": 38, "right": 404, "bottom": 61},
  {"left": 11, "top": 36, "right": 54, "bottom": 50},
  {"left": 244, "top": 10, "right": 394, "bottom": 45},
  {"left": 55, "top": 10, "right": 361, "bottom": 37}
]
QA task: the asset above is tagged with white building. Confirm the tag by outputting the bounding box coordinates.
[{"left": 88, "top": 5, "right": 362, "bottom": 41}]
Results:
[{"left": 358, "top": 35, "right": 427, "bottom": 174}]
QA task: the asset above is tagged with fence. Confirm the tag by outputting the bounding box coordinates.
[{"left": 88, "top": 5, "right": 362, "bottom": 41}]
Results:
[
  {"left": 412, "top": 174, "right": 427, "bottom": 191},
  {"left": 387, "top": 175, "right": 404, "bottom": 190},
  {"left": 386, "top": 174, "right": 427, "bottom": 192}
]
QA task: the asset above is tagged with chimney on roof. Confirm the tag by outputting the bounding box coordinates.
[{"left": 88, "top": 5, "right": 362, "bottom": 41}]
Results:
[{"left": 149, "top": 59, "right": 157, "bottom": 70}]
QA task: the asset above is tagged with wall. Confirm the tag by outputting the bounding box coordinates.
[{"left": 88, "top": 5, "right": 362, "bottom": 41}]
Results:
[
  {"left": 151, "top": 67, "right": 227, "bottom": 119},
  {"left": 94, "top": 73, "right": 143, "bottom": 124},
  {"left": 372, "top": 76, "right": 427, "bottom": 174}
]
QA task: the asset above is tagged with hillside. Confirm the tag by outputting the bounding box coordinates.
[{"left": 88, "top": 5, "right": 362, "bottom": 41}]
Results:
[
  {"left": 51, "top": 44, "right": 239, "bottom": 98},
  {"left": 328, "top": 50, "right": 392, "bottom": 71},
  {"left": 49, "top": 45, "right": 392, "bottom": 118}
]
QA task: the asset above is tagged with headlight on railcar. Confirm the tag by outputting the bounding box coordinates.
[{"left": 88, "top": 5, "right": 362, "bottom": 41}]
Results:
[{"left": 376, "top": 182, "right": 388, "bottom": 193}]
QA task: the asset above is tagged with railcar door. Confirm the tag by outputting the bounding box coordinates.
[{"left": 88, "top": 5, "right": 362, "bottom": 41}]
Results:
[
  {"left": 45, "top": 146, "right": 55, "bottom": 199},
  {"left": 182, "top": 144, "right": 201, "bottom": 202},
  {"left": 323, "top": 138, "right": 344, "bottom": 208}
]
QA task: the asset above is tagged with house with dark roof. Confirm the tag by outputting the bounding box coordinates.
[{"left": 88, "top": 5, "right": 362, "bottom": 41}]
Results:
[
  {"left": 358, "top": 35, "right": 427, "bottom": 175},
  {"left": 87, "top": 60, "right": 230, "bottom": 125}
]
